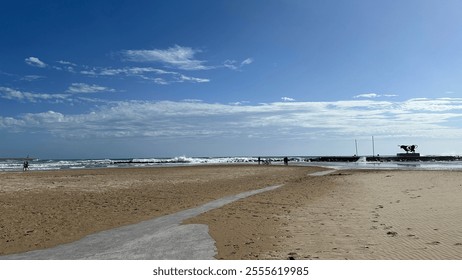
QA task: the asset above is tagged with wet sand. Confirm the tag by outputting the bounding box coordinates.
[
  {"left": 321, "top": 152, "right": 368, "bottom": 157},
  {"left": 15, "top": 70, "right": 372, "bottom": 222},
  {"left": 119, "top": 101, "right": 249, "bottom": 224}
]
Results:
[{"left": 1, "top": 166, "right": 462, "bottom": 259}]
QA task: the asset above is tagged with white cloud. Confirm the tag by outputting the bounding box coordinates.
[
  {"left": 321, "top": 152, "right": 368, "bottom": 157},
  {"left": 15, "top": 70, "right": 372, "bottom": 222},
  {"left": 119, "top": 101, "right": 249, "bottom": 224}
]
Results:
[
  {"left": 153, "top": 78, "right": 169, "bottom": 85},
  {"left": 121, "top": 45, "right": 249, "bottom": 72},
  {"left": 241, "top": 58, "right": 253, "bottom": 66},
  {"left": 0, "top": 86, "right": 112, "bottom": 104},
  {"left": 25, "top": 57, "right": 47, "bottom": 68},
  {"left": 178, "top": 74, "right": 210, "bottom": 83},
  {"left": 281, "top": 97, "right": 296, "bottom": 102},
  {"left": 229, "top": 101, "right": 250, "bottom": 106},
  {"left": 223, "top": 60, "right": 238, "bottom": 70},
  {"left": 57, "top": 60, "right": 77, "bottom": 66},
  {"left": 92, "top": 67, "right": 173, "bottom": 77},
  {"left": 66, "top": 83, "right": 116, "bottom": 94},
  {"left": 224, "top": 58, "right": 254, "bottom": 70},
  {"left": 354, "top": 93, "right": 380, "bottom": 99},
  {"left": 27, "top": 48, "right": 246, "bottom": 87},
  {"left": 2, "top": 98, "right": 462, "bottom": 142},
  {"left": 21, "top": 75, "right": 44, "bottom": 81},
  {"left": 354, "top": 93, "right": 398, "bottom": 99},
  {"left": 21, "top": 56, "right": 209, "bottom": 86},
  {"left": 182, "top": 99, "right": 203, "bottom": 103},
  {"left": 121, "top": 45, "right": 209, "bottom": 70},
  {"left": 80, "top": 66, "right": 209, "bottom": 84},
  {"left": 0, "top": 87, "right": 69, "bottom": 103}
]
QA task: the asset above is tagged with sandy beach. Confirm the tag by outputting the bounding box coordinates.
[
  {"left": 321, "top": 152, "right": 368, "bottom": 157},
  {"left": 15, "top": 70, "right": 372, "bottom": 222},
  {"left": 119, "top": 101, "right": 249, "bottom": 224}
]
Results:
[
  {"left": 188, "top": 168, "right": 462, "bottom": 259},
  {"left": 0, "top": 165, "right": 320, "bottom": 256},
  {"left": 1, "top": 165, "right": 462, "bottom": 259}
]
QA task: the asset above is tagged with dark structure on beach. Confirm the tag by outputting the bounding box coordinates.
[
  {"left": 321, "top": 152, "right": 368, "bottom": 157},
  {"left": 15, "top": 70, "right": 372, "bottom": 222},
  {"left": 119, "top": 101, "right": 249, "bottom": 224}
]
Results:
[
  {"left": 310, "top": 144, "right": 460, "bottom": 162},
  {"left": 396, "top": 144, "right": 420, "bottom": 158},
  {"left": 310, "top": 155, "right": 460, "bottom": 162}
]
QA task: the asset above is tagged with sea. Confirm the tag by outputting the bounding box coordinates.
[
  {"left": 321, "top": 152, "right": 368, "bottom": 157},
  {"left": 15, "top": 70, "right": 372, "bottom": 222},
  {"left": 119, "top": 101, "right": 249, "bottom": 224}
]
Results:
[{"left": 2, "top": 156, "right": 462, "bottom": 172}]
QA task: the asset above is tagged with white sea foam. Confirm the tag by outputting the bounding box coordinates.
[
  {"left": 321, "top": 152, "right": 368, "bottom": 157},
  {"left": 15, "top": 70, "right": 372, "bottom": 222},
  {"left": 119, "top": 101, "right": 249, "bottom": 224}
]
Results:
[
  {"left": 356, "top": 156, "right": 367, "bottom": 163},
  {"left": 0, "top": 157, "right": 264, "bottom": 171},
  {"left": 1, "top": 156, "right": 462, "bottom": 172}
]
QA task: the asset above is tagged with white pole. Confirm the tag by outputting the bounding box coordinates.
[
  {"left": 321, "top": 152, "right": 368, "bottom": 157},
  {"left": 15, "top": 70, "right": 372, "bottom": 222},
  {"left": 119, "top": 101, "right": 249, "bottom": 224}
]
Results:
[
  {"left": 372, "top": 136, "right": 375, "bottom": 157},
  {"left": 355, "top": 139, "right": 358, "bottom": 156}
]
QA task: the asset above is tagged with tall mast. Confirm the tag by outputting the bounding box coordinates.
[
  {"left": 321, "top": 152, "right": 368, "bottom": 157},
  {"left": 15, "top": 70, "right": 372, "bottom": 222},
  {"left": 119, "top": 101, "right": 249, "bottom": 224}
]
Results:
[
  {"left": 355, "top": 139, "right": 358, "bottom": 156},
  {"left": 372, "top": 136, "right": 375, "bottom": 156}
]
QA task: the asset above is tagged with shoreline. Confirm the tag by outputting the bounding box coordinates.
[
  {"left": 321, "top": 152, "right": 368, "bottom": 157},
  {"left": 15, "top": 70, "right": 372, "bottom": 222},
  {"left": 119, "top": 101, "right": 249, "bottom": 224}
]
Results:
[
  {"left": 4, "top": 155, "right": 462, "bottom": 173},
  {"left": 1, "top": 165, "right": 461, "bottom": 259}
]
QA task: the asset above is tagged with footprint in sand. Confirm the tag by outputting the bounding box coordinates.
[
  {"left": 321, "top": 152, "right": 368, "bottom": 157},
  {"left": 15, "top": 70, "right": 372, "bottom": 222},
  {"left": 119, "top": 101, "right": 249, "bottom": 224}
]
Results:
[
  {"left": 370, "top": 207, "right": 381, "bottom": 224},
  {"left": 287, "top": 252, "right": 298, "bottom": 260},
  {"left": 386, "top": 231, "right": 398, "bottom": 237}
]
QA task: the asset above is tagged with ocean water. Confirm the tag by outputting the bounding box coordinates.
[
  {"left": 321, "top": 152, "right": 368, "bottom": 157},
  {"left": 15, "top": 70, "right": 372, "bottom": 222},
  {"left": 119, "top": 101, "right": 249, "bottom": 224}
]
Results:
[
  {"left": 0, "top": 156, "right": 261, "bottom": 172},
  {"left": 1, "top": 156, "right": 462, "bottom": 172}
]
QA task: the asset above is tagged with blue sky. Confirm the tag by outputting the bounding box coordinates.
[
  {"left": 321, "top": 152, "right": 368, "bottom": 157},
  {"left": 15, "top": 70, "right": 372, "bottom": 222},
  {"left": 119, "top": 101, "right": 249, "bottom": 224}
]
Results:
[{"left": 1, "top": 0, "right": 462, "bottom": 158}]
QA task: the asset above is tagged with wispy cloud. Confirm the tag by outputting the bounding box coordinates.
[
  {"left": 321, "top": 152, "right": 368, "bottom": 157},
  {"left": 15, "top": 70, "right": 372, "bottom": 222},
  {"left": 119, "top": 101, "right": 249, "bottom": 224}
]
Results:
[
  {"left": 354, "top": 93, "right": 380, "bottom": 99},
  {"left": 281, "top": 97, "right": 296, "bottom": 102},
  {"left": 0, "top": 86, "right": 112, "bottom": 104},
  {"left": 25, "top": 57, "right": 47, "bottom": 68},
  {"left": 0, "top": 87, "right": 69, "bottom": 103},
  {"left": 121, "top": 45, "right": 209, "bottom": 70},
  {"left": 224, "top": 58, "right": 254, "bottom": 70},
  {"left": 241, "top": 58, "right": 253, "bottom": 66},
  {"left": 57, "top": 60, "right": 77, "bottom": 66},
  {"left": 0, "top": 70, "right": 15, "bottom": 77},
  {"left": 66, "top": 83, "right": 116, "bottom": 94},
  {"left": 80, "top": 66, "right": 172, "bottom": 77},
  {"left": 20, "top": 55, "right": 211, "bottom": 86},
  {"left": 229, "top": 101, "right": 250, "bottom": 106},
  {"left": 21, "top": 46, "right": 247, "bottom": 86},
  {"left": 81, "top": 66, "right": 209, "bottom": 85},
  {"left": 223, "top": 60, "right": 238, "bottom": 70},
  {"left": 354, "top": 93, "right": 398, "bottom": 99},
  {"left": 21, "top": 75, "right": 45, "bottom": 81},
  {"left": 177, "top": 74, "right": 210, "bottom": 83},
  {"left": 121, "top": 45, "right": 252, "bottom": 72}
]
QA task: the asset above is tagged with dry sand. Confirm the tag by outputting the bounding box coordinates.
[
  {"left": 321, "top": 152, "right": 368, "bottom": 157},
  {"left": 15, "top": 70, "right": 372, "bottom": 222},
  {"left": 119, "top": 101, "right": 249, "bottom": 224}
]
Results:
[
  {"left": 188, "top": 169, "right": 462, "bottom": 260},
  {"left": 1, "top": 166, "right": 461, "bottom": 260},
  {"left": 0, "top": 165, "right": 320, "bottom": 256}
]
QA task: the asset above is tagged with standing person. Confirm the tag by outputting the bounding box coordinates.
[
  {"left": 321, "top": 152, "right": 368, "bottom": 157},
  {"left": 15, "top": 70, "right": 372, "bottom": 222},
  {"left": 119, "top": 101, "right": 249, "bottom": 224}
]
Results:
[
  {"left": 23, "top": 160, "right": 29, "bottom": 171},
  {"left": 258, "top": 157, "right": 261, "bottom": 165},
  {"left": 284, "top": 157, "right": 289, "bottom": 166}
]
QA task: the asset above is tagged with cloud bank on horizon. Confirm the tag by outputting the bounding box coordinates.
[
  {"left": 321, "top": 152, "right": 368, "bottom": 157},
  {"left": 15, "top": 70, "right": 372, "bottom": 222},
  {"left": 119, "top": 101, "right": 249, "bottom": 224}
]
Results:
[
  {"left": 1, "top": 0, "right": 462, "bottom": 158},
  {"left": 2, "top": 87, "right": 462, "bottom": 156}
]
